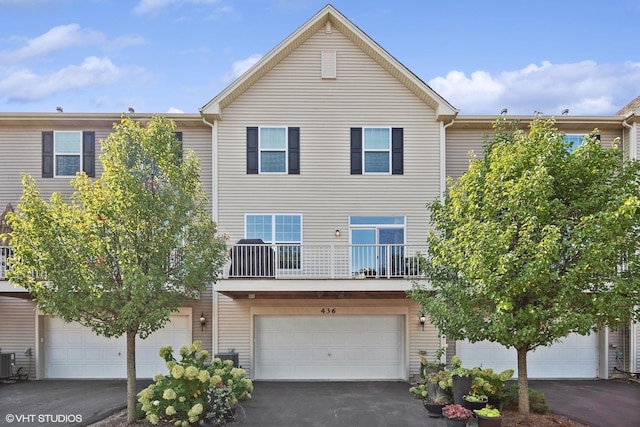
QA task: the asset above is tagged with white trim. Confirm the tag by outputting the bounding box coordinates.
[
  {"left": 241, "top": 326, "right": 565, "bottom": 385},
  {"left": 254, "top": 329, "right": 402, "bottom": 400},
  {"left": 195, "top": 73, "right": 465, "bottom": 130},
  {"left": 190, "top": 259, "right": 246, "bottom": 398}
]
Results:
[
  {"left": 53, "top": 130, "right": 83, "bottom": 178},
  {"left": 361, "top": 126, "right": 392, "bottom": 175},
  {"left": 598, "top": 327, "right": 609, "bottom": 379},
  {"left": 258, "top": 126, "right": 288, "bottom": 174},
  {"left": 631, "top": 319, "right": 637, "bottom": 372}
]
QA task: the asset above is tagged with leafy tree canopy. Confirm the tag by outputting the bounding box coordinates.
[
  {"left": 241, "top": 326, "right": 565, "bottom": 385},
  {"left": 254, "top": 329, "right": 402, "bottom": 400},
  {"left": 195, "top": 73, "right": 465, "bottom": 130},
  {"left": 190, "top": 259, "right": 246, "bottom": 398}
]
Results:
[{"left": 409, "top": 117, "right": 640, "bottom": 413}]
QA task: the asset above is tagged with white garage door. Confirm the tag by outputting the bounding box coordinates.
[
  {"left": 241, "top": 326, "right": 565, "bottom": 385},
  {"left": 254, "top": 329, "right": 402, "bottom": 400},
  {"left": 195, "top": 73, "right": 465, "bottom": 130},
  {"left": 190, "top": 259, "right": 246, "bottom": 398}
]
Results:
[
  {"left": 255, "top": 315, "right": 403, "bottom": 380},
  {"left": 45, "top": 313, "right": 191, "bottom": 379},
  {"left": 456, "top": 332, "right": 598, "bottom": 378}
]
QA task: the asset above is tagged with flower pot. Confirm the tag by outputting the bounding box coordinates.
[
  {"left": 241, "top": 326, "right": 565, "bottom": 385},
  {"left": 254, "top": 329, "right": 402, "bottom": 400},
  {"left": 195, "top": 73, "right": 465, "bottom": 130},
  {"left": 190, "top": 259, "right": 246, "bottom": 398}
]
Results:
[
  {"left": 462, "top": 397, "right": 487, "bottom": 412},
  {"left": 444, "top": 417, "right": 469, "bottom": 427},
  {"left": 452, "top": 375, "right": 472, "bottom": 404},
  {"left": 477, "top": 414, "right": 502, "bottom": 427},
  {"left": 423, "top": 400, "right": 445, "bottom": 418}
]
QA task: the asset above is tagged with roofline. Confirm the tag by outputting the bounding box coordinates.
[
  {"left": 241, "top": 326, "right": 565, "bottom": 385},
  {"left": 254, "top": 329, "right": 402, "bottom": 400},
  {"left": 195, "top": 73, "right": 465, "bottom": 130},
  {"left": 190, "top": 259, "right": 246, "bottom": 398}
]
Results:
[
  {"left": 450, "top": 115, "right": 629, "bottom": 130},
  {"left": 200, "top": 4, "right": 458, "bottom": 122},
  {"left": 0, "top": 112, "right": 206, "bottom": 128}
]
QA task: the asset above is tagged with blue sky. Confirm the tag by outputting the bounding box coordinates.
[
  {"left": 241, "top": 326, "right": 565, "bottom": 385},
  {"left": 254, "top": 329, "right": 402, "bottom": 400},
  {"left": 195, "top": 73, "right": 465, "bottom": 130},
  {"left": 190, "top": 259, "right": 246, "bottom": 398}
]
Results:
[{"left": 1, "top": 0, "right": 639, "bottom": 115}]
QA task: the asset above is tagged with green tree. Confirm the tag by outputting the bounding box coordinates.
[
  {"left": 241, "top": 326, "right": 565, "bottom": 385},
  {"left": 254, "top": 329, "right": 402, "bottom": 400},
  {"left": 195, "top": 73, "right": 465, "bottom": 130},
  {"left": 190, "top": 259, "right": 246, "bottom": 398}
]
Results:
[
  {"left": 409, "top": 117, "right": 640, "bottom": 414},
  {"left": 4, "top": 116, "right": 227, "bottom": 423}
]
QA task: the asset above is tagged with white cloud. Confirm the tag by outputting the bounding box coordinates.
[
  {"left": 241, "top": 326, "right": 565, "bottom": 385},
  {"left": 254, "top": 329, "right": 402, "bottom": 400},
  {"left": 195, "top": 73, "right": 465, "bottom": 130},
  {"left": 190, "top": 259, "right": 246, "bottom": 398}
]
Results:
[
  {"left": 167, "top": 107, "right": 185, "bottom": 113},
  {"left": 0, "top": 24, "right": 105, "bottom": 63},
  {"left": 231, "top": 54, "right": 262, "bottom": 79},
  {"left": 0, "top": 57, "right": 127, "bottom": 102},
  {"left": 429, "top": 61, "right": 640, "bottom": 115},
  {"left": 133, "top": 0, "right": 220, "bottom": 15}
]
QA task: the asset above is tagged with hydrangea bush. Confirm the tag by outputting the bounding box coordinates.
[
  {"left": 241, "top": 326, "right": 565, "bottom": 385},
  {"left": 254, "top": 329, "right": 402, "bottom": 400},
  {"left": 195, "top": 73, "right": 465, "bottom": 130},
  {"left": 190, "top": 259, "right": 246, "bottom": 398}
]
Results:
[{"left": 138, "top": 340, "right": 253, "bottom": 426}]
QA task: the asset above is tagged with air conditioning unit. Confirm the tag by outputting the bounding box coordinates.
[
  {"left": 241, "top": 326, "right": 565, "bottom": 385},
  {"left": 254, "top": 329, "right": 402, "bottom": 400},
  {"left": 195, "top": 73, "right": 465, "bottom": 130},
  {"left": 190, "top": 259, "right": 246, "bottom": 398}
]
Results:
[{"left": 0, "top": 353, "right": 15, "bottom": 378}]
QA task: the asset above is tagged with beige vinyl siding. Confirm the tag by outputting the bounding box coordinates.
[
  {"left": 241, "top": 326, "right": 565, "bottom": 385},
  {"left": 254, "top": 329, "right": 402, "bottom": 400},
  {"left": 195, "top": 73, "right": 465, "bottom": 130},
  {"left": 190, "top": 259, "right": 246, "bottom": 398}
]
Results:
[
  {"left": 181, "top": 127, "right": 213, "bottom": 205},
  {"left": 445, "top": 129, "right": 485, "bottom": 181},
  {"left": 215, "top": 27, "right": 440, "bottom": 246},
  {"left": 0, "top": 297, "right": 36, "bottom": 379},
  {"left": 607, "top": 328, "right": 625, "bottom": 377},
  {"left": 0, "top": 122, "right": 211, "bottom": 210},
  {"left": 217, "top": 294, "right": 251, "bottom": 373},
  {"left": 182, "top": 286, "right": 214, "bottom": 354},
  {"left": 408, "top": 302, "right": 442, "bottom": 379}
]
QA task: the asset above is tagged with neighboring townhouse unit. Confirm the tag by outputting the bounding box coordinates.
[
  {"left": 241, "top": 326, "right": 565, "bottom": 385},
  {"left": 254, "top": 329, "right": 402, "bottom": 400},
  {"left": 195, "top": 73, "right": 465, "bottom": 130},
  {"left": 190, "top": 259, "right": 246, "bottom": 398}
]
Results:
[{"left": 0, "top": 5, "right": 638, "bottom": 381}]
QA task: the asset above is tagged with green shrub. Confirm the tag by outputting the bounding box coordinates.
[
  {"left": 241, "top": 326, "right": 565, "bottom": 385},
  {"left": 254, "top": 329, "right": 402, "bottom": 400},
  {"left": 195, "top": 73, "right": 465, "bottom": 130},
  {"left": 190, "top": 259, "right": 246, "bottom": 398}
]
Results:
[
  {"left": 496, "top": 384, "right": 550, "bottom": 414},
  {"left": 137, "top": 340, "right": 254, "bottom": 426}
]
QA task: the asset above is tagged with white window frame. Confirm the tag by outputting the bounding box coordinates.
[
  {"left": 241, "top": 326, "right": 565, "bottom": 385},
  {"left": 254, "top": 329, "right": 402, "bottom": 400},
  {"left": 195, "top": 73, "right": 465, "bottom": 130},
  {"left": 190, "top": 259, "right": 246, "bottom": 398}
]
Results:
[
  {"left": 245, "top": 214, "right": 303, "bottom": 270},
  {"left": 258, "top": 126, "right": 288, "bottom": 174},
  {"left": 362, "top": 127, "right": 392, "bottom": 174},
  {"left": 54, "top": 131, "right": 83, "bottom": 177}
]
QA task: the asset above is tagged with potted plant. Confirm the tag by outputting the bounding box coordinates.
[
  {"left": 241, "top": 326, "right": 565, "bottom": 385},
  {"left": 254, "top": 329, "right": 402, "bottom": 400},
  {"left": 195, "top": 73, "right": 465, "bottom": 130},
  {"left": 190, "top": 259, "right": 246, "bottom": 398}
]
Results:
[
  {"left": 449, "top": 355, "right": 472, "bottom": 405},
  {"left": 442, "top": 403, "right": 473, "bottom": 427},
  {"left": 462, "top": 393, "right": 488, "bottom": 411},
  {"left": 474, "top": 407, "right": 502, "bottom": 427},
  {"left": 422, "top": 388, "right": 450, "bottom": 418},
  {"left": 427, "top": 369, "right": 452, "bottom": 402}
]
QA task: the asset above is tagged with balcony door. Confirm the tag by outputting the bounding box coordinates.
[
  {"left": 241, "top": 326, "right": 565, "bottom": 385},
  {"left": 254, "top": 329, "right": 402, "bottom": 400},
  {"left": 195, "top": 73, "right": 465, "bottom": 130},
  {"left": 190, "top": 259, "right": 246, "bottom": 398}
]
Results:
[{"left": 350, "top": 216, "right": 405, "bottom": 277}]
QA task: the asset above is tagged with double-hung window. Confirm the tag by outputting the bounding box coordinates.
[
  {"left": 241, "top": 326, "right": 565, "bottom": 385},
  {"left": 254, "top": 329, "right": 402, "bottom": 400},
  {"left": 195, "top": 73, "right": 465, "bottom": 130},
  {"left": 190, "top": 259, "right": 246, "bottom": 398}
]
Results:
[
  {"left": 54, "top": 131, "right": 82, "bottom": 177},
  {"left": 564, "top": 134, "right": 584, "bottom": 153},
  {"left": 246, "top": 127, "right": 300, "bottom": 174},
  {"left": 363, "top": 127, "right": 391, "bottom": 173},
  {"left": 260, "top": 127, "right": 287, "bottom": 173},
  {"left": 350, "top": 127, "right": 403, "bottom": 175},
  {"left": 246, "top": 214, "right": 302, "bottom": 269},
  {"left": 42, "top": 131, "right": 95, "bottom": 178}
]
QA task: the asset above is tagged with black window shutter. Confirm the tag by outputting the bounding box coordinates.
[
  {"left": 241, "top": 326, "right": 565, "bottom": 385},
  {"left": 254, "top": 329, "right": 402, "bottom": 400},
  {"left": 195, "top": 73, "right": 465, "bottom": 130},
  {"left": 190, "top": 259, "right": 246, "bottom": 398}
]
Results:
[
  {"left": 82, "top": 131, "right": 96, "bottom": 178},
  {"left": 247, "top": 127, "right": 259, "bottom": 174},
  {"left": 42, "top": 131, "right": 54, "bottom": 178},
  {"left": 288, "top": 127, "right": 300, "bottom": 174},
  {"left": 350, "top": 128, "right": 362, "bottom": 175},
  {"left": 391, "top": 128, "right": 404, "bottom": 175},
  {"left": 175, "top": 131, "right": 183, "bottom": 161}
]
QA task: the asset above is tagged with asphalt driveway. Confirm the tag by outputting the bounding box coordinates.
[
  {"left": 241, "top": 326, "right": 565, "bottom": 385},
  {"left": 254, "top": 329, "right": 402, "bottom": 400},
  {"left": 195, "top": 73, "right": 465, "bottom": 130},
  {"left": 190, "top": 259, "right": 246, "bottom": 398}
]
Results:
[{"left": 0, "top": 379, "right": 637, "bottom": 427}]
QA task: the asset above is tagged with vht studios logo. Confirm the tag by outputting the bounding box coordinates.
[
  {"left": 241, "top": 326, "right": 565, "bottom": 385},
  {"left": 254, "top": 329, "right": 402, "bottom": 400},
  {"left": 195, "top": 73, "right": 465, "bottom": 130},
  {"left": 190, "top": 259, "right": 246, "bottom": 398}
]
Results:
[{"left": 5, "top": 414, "right": 83, "bottom": 424}]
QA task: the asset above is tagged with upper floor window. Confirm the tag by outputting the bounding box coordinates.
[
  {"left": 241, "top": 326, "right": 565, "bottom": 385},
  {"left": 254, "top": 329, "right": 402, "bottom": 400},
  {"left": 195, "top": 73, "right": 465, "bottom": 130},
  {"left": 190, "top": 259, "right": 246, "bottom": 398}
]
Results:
[
  {"left": 42, "top": 131, "right": 95, "bottom": 178},
  {"left": 54, "top": 131, "right": 82, "bottom": 177},
  {"left": 260, "top": 127, "right": 287, "bottom": 173},
  {"left": 564, "top": 134, "right": 583, "bottom": 153},
  {"left": 246, "top": 127, "right": 300, "bottom": 175},
  {"left": 351, "top": 127, "right": 403, "bottom": 175},
  {"left": 564, "top": 133, "right": 600, "bottom": 153}
]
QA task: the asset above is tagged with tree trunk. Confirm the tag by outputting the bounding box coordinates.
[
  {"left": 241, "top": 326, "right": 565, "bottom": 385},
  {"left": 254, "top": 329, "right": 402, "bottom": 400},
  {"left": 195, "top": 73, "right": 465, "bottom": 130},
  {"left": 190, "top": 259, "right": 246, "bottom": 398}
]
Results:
[
  {"left": 127, "top": 329, "right": 137, "bottom": 424},
  {"left": 517, "top": 345, "right": 530, "bottom": 415}
]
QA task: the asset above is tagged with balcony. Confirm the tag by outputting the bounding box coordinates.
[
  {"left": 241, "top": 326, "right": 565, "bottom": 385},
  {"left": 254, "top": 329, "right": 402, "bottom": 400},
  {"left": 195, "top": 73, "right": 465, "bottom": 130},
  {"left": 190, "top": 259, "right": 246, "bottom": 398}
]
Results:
[
  {"left": 223, "top": 242, "right": 427, "bottom": 280},
  {"left": 0, "top": 246, "right": 11, "bottom": 280}
]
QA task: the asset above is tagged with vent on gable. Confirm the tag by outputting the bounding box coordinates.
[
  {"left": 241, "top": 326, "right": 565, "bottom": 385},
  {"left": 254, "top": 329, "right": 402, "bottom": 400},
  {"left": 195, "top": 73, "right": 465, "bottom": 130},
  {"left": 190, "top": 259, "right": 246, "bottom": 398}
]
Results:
[{"left": 321, "top": 50, "right": 336, "bottom": 79}]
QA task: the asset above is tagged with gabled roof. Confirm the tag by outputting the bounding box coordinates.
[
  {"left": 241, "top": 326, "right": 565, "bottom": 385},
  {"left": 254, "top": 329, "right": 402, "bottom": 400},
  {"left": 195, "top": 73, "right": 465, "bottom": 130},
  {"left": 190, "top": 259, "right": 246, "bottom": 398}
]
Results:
[
  {"left": 200, "top": 4, "right": 458, "bottom": 121},
  {"left": 617, "top": 95, "right": 640, "bottom": 117}
]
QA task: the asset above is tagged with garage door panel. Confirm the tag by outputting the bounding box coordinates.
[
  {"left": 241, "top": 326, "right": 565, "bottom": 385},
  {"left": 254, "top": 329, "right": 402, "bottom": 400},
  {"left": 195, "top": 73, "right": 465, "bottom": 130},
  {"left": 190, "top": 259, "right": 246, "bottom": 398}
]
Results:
[
  {"left": 457, "top": 332, "right": 598, "bottom": 379},
  {"left": 45, "top": 314, "right": 190, "bottom": 379},
  {"left": 255, "top": 315, "right": 403, "bottom": 380}
]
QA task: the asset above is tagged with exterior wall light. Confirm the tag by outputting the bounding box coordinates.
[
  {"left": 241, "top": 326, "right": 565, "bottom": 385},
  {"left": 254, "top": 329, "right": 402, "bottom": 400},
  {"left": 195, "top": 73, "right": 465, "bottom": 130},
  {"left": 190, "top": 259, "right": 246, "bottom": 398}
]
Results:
[
  {"left": 335, "top": 229, "right": 340, "bottom": 237},
  {"left": 200, "top": 312, "right": 206, "bottom": 331},
  {"left": 419, "top": 313, "right": 426, "bottom": 331}
]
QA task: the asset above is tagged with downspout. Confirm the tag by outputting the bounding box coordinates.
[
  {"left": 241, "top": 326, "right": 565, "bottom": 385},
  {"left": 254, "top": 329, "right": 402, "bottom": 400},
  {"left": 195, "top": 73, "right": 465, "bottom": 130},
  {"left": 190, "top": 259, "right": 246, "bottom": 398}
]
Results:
[
  {"left": 622, "top": 119, "right": 638, "bottom": 372},
  {"left": 622, "top": 119, "right": 636, "bottom": 159},
  {"left": 201, "top": 113, "right": 219, "bottom": 356},
  {"left": 440, "top": 117, "right": 456, "bottom": 201},
  {"left": 621, "top": 118, "right": 638, "bottom": 372}
]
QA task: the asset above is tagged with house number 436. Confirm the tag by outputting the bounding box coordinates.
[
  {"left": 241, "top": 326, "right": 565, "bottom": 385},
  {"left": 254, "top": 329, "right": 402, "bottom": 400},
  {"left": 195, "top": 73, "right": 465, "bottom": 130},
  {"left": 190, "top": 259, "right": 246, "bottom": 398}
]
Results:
[{"left": 321, "top": 308, "right": 336, "bottom": 314}]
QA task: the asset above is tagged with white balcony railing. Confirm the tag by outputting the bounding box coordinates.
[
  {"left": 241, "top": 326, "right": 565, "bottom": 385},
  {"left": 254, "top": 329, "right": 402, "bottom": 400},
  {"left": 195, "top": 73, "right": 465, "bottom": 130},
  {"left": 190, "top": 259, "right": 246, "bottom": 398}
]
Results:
[
  {"left": 1, "top": 246, "right": 12, "bottom": 280},
  {"left": 224, "top": 243, "right": 427, "bottom": 280}
]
